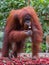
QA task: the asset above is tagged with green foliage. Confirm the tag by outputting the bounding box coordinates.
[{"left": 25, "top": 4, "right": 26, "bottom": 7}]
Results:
[
  {"left": 0, "top": 0, "right": 49, "bottom": 52},
  {"left": 41, "top": 43, "right": 47, "bottom": 52},
  {"left": 0, "top": 31, "right": 4, "bottom": 42},
  {"left": 25, "top": 42, "right": 32, "bottom": 53}
]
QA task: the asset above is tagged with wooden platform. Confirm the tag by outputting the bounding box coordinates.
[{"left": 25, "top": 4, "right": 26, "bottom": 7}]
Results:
[
  {"left": 19, "top": 53, "right": 49, "bottom": 57},
  {"left": 0, "top": 53, "right": 49, "bottom": 58}
]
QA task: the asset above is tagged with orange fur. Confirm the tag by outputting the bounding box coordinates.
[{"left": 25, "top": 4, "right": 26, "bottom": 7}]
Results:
[{"left": 2, "top": 6, "right": 43, "bottom": 57}]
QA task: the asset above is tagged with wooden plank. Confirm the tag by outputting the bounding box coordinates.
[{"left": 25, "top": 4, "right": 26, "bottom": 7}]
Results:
[{"left": 0, "top": 53, "right": 49, "bottom": 58}]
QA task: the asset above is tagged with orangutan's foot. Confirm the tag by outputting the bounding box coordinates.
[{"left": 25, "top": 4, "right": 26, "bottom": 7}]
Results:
[{"left": 32, "top": 55, "right": 39, "bottom": 60}]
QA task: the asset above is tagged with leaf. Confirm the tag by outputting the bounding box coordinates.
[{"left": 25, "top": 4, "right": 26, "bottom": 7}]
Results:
[{"left": 40, "top": 0, "right": 44, "bottom": 3}]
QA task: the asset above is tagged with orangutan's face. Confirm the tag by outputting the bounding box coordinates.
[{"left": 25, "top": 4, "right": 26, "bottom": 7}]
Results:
[{"left": 23, "top": 14, "right": 32, "bottom": 30}]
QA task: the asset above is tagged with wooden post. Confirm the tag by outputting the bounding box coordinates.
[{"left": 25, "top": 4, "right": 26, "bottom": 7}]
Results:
[
  {"left": 46, "top": 35, "right": 49, "bottom": 44},
  {"left": 46, "top": 35, "right": 49, "bottom": 52},
  {"left": 28, "top": 0, "right": 30, "bottom": 5}
]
